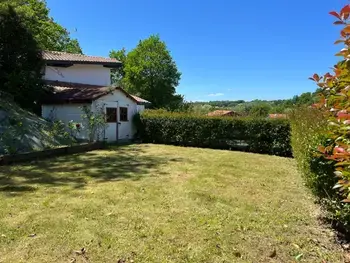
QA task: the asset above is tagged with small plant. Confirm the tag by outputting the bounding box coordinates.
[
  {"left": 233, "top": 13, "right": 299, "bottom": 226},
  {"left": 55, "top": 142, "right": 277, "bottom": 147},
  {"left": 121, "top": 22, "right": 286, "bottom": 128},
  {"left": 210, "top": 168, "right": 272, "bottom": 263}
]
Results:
[
  {"left": 67, "top": 120, "right": 82, "bottom": 139},
  {"left": 81, "top": 104, "right": 107, "bottom": 142}
]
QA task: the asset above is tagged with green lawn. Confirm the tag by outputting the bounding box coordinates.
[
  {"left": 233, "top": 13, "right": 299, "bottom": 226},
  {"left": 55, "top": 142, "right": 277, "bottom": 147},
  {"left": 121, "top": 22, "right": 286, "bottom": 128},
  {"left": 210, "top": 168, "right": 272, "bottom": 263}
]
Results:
[{"left": 0, "top": 144, "right": 344, "bottom": 262}]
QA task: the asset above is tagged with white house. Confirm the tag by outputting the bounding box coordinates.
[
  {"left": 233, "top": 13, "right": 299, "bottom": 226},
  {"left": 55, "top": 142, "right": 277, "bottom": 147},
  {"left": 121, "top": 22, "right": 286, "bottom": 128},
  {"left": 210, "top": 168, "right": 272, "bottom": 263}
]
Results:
[{"left": 41, "top": 51, "right": 149, "bottom": 142}]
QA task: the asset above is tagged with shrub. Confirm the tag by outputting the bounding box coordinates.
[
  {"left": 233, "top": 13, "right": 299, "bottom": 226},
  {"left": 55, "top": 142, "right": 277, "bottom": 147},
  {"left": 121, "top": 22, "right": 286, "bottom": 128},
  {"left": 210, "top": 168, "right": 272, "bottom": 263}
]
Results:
[
  {"left": 291, "top": 107, "right": 350, "bottom": 231},
  {"left": 290, "top": 107, "right": 336, "bottom": 197},
  {"left": 303, "top": 5, "right": 350, "bottom": 232},
  {"left": 138, "top": 110, "right": 291, "bottom": 156}
]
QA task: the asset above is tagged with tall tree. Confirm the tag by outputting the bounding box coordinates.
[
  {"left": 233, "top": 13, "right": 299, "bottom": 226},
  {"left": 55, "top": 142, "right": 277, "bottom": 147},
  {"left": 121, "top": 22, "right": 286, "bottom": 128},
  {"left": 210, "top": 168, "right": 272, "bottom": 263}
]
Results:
[
  {"left": 109, "top": 48, "right": 127, "bottom": 85},
  {"left": 0, "top": 0, "right": 82, "bottom": 54},
  {"left": 0, "top": 6, "right": 46, "bottom": 112},
  {"left": 110, "top": 35, "right": 182, "bottom": 109}
]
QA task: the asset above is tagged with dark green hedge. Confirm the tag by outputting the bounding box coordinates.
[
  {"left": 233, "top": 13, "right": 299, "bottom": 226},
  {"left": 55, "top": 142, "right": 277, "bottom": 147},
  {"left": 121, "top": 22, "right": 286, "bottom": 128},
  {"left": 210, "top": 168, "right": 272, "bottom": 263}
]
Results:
[{"left": 137, "top": 111, "right": 292, "bottom": 156}]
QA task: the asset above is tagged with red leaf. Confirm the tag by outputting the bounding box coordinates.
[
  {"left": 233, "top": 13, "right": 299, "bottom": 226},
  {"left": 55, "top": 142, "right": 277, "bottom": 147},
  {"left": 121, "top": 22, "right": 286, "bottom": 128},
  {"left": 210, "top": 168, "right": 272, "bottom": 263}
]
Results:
[
  {"left": 313, "top": 73, "right": 320, "bottom": 82},
  {"left": 334, "top": 20, "right": 346, "bottom": 25},
  {"left": 324, "top": 72, "right": 333, "bottom": 78},
  {"left": 341, "top": 5, "right": 350, "bottom": 16},
  {"left": 330, "top": 11, "right": 341, "bottom": 19}
]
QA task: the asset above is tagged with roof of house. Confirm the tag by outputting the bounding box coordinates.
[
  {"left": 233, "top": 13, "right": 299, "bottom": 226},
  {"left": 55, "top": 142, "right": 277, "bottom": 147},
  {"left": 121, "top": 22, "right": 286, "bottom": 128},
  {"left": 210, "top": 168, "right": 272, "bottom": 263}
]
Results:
[
  {"left": 268, "top": 114, "right": 287, "bottom": 119},
  {"left": 207, "top": 110, "right": 238, "bottom": 117},
  {"left": 43, "top": 51, "right": 122, "bottom": 68},
  {"left": 130, "top": 95, "right": 150, "bottom": 104},
  {"left": 42, "top": 80, "right": 149, "bottom": 105}
]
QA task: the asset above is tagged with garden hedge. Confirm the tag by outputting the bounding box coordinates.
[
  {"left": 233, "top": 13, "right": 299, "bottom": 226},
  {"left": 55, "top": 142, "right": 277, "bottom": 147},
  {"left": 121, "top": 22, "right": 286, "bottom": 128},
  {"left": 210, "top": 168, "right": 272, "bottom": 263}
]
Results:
[
  {"left": 290, "top": 107, "right": 350, "bottom": 233},
  {"left": 137, "top": 110, "right": 292, "bottom": 156}
]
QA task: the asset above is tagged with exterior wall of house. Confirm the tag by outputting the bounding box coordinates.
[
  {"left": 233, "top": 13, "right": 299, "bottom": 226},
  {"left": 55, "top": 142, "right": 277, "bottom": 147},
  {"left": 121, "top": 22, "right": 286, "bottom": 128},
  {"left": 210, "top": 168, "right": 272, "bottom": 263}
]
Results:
[
  {"left": 42, "top": 103, "right": 90, "bottom": 140},
  {"left": 137, "top": 105, "right": 145, "bottom": 112},
  {"left": 95, "top": 90, "right": 139, "bottom": 142},
  {"left": 44, "top": 64, "right": 111, "bottom": 86}
]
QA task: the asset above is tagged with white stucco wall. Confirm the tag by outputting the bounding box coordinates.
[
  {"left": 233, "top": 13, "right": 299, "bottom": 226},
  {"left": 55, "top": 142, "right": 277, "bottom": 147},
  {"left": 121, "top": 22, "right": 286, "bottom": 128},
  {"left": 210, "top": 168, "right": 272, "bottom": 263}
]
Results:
[
  {"left": 95, "top": 90, "right": 139, "bottom": 141},
  {"left": 42, "top": 103, "right": 90, "bottom": 140},
  {"left": 137, "top": 105, "right": 145, "bottom": 112},
  {"left": 44, "top": 64, "right": 111, "bottom": 86}
]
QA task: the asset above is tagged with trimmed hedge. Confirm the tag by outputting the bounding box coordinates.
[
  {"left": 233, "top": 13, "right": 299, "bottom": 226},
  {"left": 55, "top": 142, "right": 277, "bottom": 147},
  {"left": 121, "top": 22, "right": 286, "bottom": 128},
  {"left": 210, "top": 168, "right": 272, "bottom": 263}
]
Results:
[
  {"left": 138, "top": 110, "right": 292, "bottom": 156},
  {"left": 290, "top": 107, "right": 350, "bottom": 233}
]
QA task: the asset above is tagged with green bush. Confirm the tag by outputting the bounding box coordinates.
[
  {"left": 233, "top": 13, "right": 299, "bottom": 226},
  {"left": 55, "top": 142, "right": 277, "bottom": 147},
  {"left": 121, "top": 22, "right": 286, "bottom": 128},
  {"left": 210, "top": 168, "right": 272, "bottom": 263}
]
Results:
[
  {"left": 138, "top": 110, "right": 291, "bottom": 156},
  {"left": 290, "top": 107, "right": 350, "bottom": 231}
]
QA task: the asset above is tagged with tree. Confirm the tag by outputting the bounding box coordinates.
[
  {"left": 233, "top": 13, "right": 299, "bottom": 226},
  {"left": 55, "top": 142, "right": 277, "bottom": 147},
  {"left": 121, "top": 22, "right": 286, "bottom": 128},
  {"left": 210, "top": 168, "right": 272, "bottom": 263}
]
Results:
[
  {"left": 0, "top": 0, "right": 82, "bottom": 54},
  {"left": 109, "top": 48, "right": 127, "bottom": 85},
  {"left": 110, "top": 35, "right": 182, "bottom": 109},
  {"left": 249, "top": 104, "right": 271, "bottom": 117},
  {"left": 0, "top": 6, "right": 46, "bottom": 112}
]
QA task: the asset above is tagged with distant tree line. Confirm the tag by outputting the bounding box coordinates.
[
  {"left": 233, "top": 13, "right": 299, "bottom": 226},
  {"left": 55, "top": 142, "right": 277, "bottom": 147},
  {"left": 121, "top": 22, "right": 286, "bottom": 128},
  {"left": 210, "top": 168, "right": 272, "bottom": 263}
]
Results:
[{"left": 189, "top": 91, "right": 316, "bottom": 117}]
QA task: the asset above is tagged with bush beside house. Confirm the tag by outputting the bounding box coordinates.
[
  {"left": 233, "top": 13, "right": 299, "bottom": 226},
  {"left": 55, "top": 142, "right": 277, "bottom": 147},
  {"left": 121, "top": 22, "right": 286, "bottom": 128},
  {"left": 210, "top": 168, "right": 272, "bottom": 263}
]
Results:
[{"left": 138, "top": 110, "right": 291, "bottom": 156}]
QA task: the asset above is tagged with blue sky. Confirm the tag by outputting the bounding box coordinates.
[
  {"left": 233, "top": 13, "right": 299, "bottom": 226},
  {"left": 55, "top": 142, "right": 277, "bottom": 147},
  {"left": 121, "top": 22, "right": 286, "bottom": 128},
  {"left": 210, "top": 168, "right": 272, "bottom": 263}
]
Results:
[{"left": 47, "top": 0, "right": 346, "bottom": 101}]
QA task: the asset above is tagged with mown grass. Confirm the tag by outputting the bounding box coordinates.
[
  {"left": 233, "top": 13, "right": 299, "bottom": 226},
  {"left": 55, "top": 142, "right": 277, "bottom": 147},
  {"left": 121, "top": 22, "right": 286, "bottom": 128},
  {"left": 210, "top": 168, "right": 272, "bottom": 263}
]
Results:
[{"left": 0, "top": 144, "right": 344, "bottom": 262}]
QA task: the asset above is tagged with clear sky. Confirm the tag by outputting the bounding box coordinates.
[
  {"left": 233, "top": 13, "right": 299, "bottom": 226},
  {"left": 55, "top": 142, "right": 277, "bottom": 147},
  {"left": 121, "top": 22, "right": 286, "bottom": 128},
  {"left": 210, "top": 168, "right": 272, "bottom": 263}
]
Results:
[{"left": 46, "top": 0, "right": 346, "bottom": 102}]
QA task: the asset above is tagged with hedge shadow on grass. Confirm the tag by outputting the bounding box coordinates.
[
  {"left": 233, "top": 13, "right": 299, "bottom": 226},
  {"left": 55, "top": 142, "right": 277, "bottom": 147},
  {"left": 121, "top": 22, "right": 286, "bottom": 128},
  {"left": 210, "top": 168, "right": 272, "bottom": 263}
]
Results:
[{"left": 0, "top": 145, "right": 176, "bottom": 195}]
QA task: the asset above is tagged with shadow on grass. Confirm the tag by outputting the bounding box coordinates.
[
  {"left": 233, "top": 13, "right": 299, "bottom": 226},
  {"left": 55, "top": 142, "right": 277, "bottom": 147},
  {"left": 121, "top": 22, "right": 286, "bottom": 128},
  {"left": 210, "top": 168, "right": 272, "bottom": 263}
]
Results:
[{"left": 0, "top": 145, "right": 177, "bottom": 195}]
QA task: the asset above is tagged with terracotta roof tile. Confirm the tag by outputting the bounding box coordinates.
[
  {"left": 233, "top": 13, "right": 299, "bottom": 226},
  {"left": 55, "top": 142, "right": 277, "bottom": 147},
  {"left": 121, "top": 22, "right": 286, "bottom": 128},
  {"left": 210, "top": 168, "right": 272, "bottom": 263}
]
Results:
[
  {"left": 43, "top": 81, "right": 147, "bottom": 105},
  {"left": 268, "top": 114, "right": 287, "bottom": 119},
  {"left": 43, "top": 51, "right": 121, "bottom": 66},
  {"left": 130, "top": 95, "right": 150, "bottom": 104},
  {"left": 207, "top": 110, "right": 238, "bottom": 117}
]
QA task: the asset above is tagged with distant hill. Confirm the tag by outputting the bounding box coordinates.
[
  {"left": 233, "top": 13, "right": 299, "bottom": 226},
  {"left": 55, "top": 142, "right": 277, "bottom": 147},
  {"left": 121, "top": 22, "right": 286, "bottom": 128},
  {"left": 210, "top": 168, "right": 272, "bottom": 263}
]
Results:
[
  {"left": 189, "top": 91, "right": 316, "bottom": 115},
  {"left": 0, "top": 97, "right": 75, "bottom": 155}
]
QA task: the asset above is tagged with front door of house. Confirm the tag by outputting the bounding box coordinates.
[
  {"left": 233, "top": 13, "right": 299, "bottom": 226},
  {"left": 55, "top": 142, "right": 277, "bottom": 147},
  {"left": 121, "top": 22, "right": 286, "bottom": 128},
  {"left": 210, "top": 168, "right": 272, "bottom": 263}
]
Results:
[
  {"left": 104, "top": 102, "right": 118, "bottom": 142},
  {"left": 117, "top": 104, "right": 131, "bottom": 141}
]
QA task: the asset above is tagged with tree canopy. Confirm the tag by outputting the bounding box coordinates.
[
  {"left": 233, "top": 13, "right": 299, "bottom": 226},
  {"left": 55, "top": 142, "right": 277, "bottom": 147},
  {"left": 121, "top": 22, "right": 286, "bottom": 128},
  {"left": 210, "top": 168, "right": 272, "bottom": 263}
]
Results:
[
  {"left": 0, "top": 5, "right": 47, "bottom": 112},
  {"left": 0, "top": 0, "right": 82, "bottom": 53},
  {"left": 109, "top": 48, "right": 126, "bottom": 85},
  {"left": 110, "top": 35, "right": 183, "bottom": 109}
]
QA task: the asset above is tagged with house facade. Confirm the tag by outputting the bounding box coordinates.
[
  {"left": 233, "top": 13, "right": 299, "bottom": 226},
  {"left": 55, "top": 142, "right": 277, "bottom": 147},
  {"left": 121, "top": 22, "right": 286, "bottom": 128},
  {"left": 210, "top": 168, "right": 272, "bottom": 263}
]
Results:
[{"left": 41, "top": 51, "right": 149, "bottom": 142}]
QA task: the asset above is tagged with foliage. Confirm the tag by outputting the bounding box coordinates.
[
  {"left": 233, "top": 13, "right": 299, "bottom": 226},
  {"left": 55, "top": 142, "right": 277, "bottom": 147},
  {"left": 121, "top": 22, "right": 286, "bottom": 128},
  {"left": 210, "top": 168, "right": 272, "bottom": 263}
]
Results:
[
  {"left": 109, "top": 48, "right": 126, "bottom": 85},
  {"left": 311, "top": 7, "right": 350, "bottom": 199},
  {"left": 138, "top": 110, "right": 291, "bottom": 156},
  {"left": 48, "top": 120, "right": 71, "bottom": 141},
  {"left": 0, "top": 0, "right": 82, "bottom": 53},
  {"left": 0, "top": 117, "right": 25, "bottom": 154},
  {"left": 290, "top": 107, "right": 336, "bottom": 197},
  {"left": 189, "top": 92, "right": 316, "bottom": 115},
  {"left": 81, "top": 104, "right": 107, "bottom": 142},
  {"left": 249, "top": 103, "right": 271, "bottom": 117},
  {"left": 67, "top": 120, "right": 82, "bottom": 140},
  {"left": 110, "top": 35, "right": 183, "bottom": 110},
  {"left": 0, "top": 6, "right": 46, "bottom": 112},
  {"left": 291, "top": 4, "right": 350, "bottom": 232}
]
